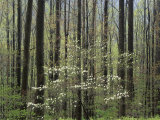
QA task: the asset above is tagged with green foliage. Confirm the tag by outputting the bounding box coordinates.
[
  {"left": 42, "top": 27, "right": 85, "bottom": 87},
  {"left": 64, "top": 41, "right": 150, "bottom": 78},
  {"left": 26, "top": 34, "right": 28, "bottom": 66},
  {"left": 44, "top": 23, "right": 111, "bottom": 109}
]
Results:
[
  {"left": 0, "top": 86, "right": 33, "bottom": 120},
  {"left": 44, "top": 114, "right": 54, "bottom": 120},
  {"left": 59, "top": 118, "right": 74, "bottom": 120},
  {"left": 55, "top": 116, "right": 160, "bottom": 120},
  {"left": 96, "top": 107, "right": 118, "bottom": 119},
  {"left": 119, "top": 116, "right": 160, "bottom": 120}
]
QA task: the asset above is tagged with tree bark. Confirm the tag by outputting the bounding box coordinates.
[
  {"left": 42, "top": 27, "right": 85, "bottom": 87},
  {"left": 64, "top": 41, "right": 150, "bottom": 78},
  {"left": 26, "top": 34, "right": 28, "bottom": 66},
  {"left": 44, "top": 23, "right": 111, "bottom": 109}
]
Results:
[
  {"left": 151, "top": 0, "right": 156, "bottom": 116},
  {"left": 49, "top": 0, "right": 54, "bottom": 81},
  {"left": 54, "top": 0, "right": 61, "bottom": 81},
  {"left": 103, "top": 0, "right": 109, "bottom": 84},
  {"left": 21, "top": 0, "right": 33, "bottom": 110},
  {"left": 12, "top": 0, "right": 15, "bottom": 87},
  {"left": 155, "top": 0, "right": 160, "bottom": 115},
  {"left": 127, "top": 0, "right": 134, "bottom": 102},
  {"left": 63, "top": 0, "right": 70, "bottom": 117},
  {"left": 34, "top": 0, "right": 45, "bottom": 118},
  {"left": 6, "top": 0, "right": 10, "bottom": 84},
  {"left": 16, "top": 0, "right": 22, "bottom": 87},
  {"left": 118, "top": 0, "right": 125, "bottom": 116},
  {"left": 76, "top": 0, "right": 82, "bottom": 120}
]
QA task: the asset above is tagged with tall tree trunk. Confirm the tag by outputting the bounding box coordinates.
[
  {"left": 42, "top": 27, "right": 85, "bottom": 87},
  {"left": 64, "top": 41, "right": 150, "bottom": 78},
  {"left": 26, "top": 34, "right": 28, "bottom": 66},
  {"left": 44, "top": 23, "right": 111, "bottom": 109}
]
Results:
[
  {"left": 76, "top": 0, "right": 82, "bottom": 120},
  {"left": 89, "top": 0, "right": 96, "bottom": 80},
  {"left": 127, "top": 0, "right": 134, "bottom": 107},
  {"left": 88, "top": 0, "right": 97, "bottom": 118},
  {"left": 63, "top": 0, "right": 70, "bottom": 117},
  {"left": 118, "top": 0, "right": 125, "bottom": 116},
  {"left": 147, "top": 1, "right": 151, "bottom": 117},
  {"left": 145, "top": 1, "right": 151, "bottom": 117},
  {"left": 103, "top": 0, "right": 109, "bottom": 84},
  {"left": 151, "top": 0, "right": 156, "bottom": 116},
  {"left": 16, "top": 0, "right": 22, "bottom": 87},
  {"left": 49, "top": 0, "right": 54, "bottom": 81},
  {"left": 102, "top": 0, "right": 109, "bottom": 112},
  {"left": 48, "top": 0, "right": 55, "bottom": 116},
  {"left": 109, "top": 0, "right": 114, "bottom": 95},
  {"left": 54, "top": 0, "right": 61, "bottom": 81},
  {"left": 124, "top": 0, "right": 128, "bottom": 53},
  {"left": 83, "top": 0, "right": 89, "bottom": 119},
  {"left": 6, "top": 0, "right": 10, "bottom": 84},
  {"left": 155, "top": 0, "right": 160, "bottom": 115},
  {"left": 21, "top": 0, "right": 33, "bottom": 110},
  {"left": 143, "top": 0, "right": 147, "bottom": 117},
  {"left": 34, "top": 0, "right": 45, "bottom": 118},
  {"left": 12, "top": 0, "right": 15, "bottom": 87},
  {"left": 82, "top": 0, "right": 89, "bottom": 119},
  {"left": 71, "top": 1, "right": 77, "bottom": 118}
]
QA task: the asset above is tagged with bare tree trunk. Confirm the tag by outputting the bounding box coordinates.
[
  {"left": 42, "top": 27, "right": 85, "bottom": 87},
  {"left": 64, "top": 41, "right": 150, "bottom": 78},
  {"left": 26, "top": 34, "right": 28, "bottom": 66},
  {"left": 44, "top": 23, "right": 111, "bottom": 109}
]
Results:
[
  {"left": 118, "top": 0, "right": 125, "bottom": 116},
  {"left": 83, "top": 0, "right": 89, "bottom": 119},
  {"left": 103, "top": 0, "right": 109, "bottom": 84},
  {"left": 127, "top": 0, "right": 134, "bottom": 113},
  {"left": 16, "top": 0, "right": 22, "bottom": 87},
  {"left": 21, "top": 0, "right": 33, "bottom": 111},
  {"left": 6, "top": 0, "right": 10, "bottom": 84},
  {"left": 76, "top": 0, "right": 82, "bottom": 120},
  {"left": 88, "top": 0, "right": 97, "bottom": 118},
  {"left": 151, "top": 0, "right": 156, "bottom": 116},
  {"left": 109, "top": 0, "right": 114, "bottom": 95},
  {"left": 54, "top": 0, "right": 61, "bottom": 81},
  {"left": 34, "top": 0, "right": 45, "bottom": 118},
  {"left": 155, "top": 0, "right": 160, "bottom": 115},
  {"left": 12, "top": 0, "right": 15, "bottom": 87},
  {"left": 49, "top": 0, "right": 54, "bottom": 81},
  {"left": 63, "top": 0, "right": 70, "bottom": 117},
  {"left": 82, "top": 0, "right": 89, "bottom": 119}
]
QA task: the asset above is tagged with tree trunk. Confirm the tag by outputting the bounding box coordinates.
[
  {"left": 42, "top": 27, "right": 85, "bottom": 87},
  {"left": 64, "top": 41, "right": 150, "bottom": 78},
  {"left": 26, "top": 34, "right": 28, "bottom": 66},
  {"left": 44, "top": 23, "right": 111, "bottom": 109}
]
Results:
[
  {"left": 63, "top": 0, "right": 70, "bottom": 117},
  {"left": 127, "top": 0, "right": 134, "bottom": 105},
  {"left": 12, "top": 0, "right": 15, "bottom": 87},
  {"left": 21, "top": 0, "right": 33, "bottom": 110},
  {"left": 83, "top": 0, "right": 89, "bottom": 119},
  {"left": 34, "top": 0, "right": 45, "bottom": 118},
  {"left": 54, "top": 0, "right": 61, "bottom": 81},
  {"left": 49, "top": 0, "right": 54, "bottom": 81},
  {"left": 103, "top": 0, "right": 109, "bottom": 84},
  {"left": 6, "top": 0, "right": 10, "bottom": 84},
  {"left": 151, "top": 0, "right": 156, "bottom": 116},
  {"left": 16, "top": 0, "right": 22, "bottom": 87},
  {"left": 76, "top": 0, "right": 82, "bottom": 120},
  {"left": 118, "top": 0, "right": 125, "bottom": 116},
  {"left": 155, "top": 0, "right": 160, "bottom": 115}
]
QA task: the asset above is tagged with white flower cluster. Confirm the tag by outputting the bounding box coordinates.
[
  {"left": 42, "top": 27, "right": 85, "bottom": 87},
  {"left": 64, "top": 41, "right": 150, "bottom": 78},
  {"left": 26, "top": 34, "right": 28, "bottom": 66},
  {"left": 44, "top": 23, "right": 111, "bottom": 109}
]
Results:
[
  {"left": 104, "top": 91, "right": 129, "bottom": 104},
  {"left": 27, "top": 102, "right": 45, "bottom": 108},
  {"left": 71, "top": 84, "right": 81, "bottom": 89},
  {"left": 32, "top": 85, "right": 47, "bottom": 91},
  {"left": 59, "top": 92, "right": 66, "bottom": 97},
  {"left": 70, "top": 81, "right": 96, "bottom": 90},
  {"left": 51, "top": 79, "right": 62, "bottom": 84}
]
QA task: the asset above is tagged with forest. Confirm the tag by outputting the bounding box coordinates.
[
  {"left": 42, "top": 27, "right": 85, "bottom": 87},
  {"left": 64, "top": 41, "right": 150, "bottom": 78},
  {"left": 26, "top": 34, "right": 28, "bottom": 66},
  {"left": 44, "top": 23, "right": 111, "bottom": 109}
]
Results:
[{"left": 0, "top": 0, "right": 160, "bottom": 120}]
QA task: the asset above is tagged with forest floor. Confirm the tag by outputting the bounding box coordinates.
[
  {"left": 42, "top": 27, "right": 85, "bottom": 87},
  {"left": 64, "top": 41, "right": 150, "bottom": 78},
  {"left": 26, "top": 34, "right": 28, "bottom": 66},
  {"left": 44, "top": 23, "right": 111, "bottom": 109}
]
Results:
[{"left": 59, "top": 117, "right": 160, "bottom": 120}]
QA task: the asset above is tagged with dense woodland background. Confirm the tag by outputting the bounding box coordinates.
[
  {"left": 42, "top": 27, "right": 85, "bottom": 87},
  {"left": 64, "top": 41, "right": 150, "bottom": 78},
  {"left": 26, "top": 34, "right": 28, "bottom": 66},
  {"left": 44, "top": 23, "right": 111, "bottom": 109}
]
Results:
[{"left": 0, "top": 0, "right": 160, "bottom": 119}]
